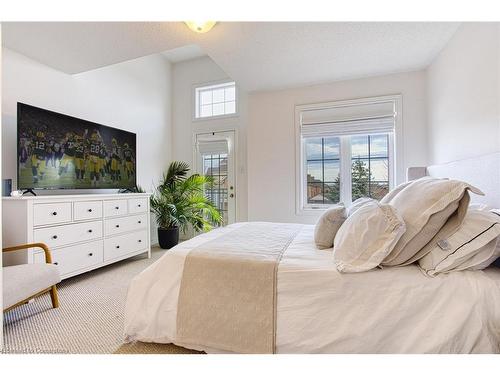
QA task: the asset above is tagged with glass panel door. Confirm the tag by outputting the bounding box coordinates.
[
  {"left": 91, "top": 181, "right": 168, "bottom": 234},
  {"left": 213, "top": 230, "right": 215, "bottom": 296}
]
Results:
[{"left": 195, "top": 131, "right": 236, "bottom": 225}]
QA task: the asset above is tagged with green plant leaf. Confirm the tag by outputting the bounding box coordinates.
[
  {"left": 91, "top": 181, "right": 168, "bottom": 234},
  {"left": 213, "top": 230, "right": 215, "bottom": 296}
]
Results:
[{"left": 150, "top": 161, "right": 224, "bottom": 233}]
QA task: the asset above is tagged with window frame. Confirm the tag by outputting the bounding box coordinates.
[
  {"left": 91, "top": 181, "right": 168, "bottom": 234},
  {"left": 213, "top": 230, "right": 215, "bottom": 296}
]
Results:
[
  {"left": 295, "top": 95, "right": 403, "bottom": 216},
  {"left": 193, "top": 80, "right": 238, "bottom": 121}
]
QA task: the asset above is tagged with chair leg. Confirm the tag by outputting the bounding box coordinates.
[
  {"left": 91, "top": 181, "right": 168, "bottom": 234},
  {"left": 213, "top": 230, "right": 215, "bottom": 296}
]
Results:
[{"left": 50, "top": 285, "right": 60, "bottom": 308}]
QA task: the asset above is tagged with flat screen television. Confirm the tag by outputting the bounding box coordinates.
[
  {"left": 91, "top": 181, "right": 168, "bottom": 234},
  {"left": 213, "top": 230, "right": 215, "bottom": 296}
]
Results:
[{"left": 17, "top": 103, "right": 137, "bottom": 191}]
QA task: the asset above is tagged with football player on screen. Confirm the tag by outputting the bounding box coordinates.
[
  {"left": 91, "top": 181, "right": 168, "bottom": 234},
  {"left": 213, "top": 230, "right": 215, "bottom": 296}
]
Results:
[
  {"left": 123, "top": 143, "right": 135, "bottom": 181},
  {"left": 110, "top": 138, "right": 122, "bottom": 184},
  {"left": 31, "top": 130, "right": 48, "bottom": 184},
  {"left": 73, "top": 133, "right": 86, "bottom": 181},
  {"left": 88, "top": 130, "right": 103, "bottom": 187},
  {"left": 19, "top": 137, "right": 29, "bottom": 169},
  {"left": 59, "top": 132, "right": 76, "bottom": 177},
  {"left": 52, "top": 138, "right": 63, "bottom": 168},
  {"left": 99, "top": 142, "right": 107, "bottom": 179}
]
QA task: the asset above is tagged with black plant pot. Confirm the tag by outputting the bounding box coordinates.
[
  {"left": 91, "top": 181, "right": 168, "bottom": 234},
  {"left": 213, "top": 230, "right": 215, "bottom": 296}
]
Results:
[{"left": 158, "top": 227, "right": 179, "bottom": 249}]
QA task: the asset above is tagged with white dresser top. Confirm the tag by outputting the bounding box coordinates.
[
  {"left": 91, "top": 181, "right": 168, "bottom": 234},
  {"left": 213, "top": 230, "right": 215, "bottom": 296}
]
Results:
[{"left": 3, "top": 193, "right": 150, "bottom": 201}]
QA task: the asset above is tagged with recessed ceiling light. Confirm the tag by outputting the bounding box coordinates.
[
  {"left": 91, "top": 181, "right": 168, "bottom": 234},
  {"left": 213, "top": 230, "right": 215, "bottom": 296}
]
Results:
[{"left": 185, "top": 21, "right": 217, "bottom": 34}]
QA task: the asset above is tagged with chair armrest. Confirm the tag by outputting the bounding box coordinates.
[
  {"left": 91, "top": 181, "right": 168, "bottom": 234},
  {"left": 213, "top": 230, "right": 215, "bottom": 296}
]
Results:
[{"left": 2, "top": 243, "right": 53, "bottom": 264}]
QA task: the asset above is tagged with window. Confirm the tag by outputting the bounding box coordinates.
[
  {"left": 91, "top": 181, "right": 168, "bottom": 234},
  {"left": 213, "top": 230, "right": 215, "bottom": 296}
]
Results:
[
  {"left": 195, "top": 81, "right": 236, "bottom": 119},
  {"left": 202, "top": 152, "right": 229, "bottom": 225},
  {"left": 305, "top": 137, "right": 341, "bottom": 205},
  {"left": 296, "top": 96, "right": 401, "bottom": 213},
  {"left": 197, "top": 137, "right": 231, "bottom": 225}
]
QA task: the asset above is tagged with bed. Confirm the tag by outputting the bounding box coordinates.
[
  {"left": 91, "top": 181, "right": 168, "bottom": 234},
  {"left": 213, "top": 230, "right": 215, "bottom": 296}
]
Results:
[{"left": 124, "top": 153, "right": 500, "bottom": 353}]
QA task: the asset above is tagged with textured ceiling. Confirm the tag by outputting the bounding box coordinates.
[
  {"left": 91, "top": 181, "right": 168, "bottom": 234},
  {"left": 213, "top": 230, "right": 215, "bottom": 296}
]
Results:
[
  {"left": 161, "top": 44, "right": 205, "bottom": 62},
  {"left": 2, "top": 22, "right": 460, "bottom": 92},
  {"left": 2, "top": 22, "right": 193, "bottom": 72}
]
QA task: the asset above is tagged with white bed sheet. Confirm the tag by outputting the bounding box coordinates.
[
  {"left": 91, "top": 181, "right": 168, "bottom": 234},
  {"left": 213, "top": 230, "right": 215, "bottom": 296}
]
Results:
[{"left": 124, "top": 222, "right": 500, "bottom": 353}]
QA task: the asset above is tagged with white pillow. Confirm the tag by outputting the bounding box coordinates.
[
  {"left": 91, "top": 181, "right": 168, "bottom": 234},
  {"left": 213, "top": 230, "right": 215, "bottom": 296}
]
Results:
[
  {"left": 333, "top": 201, "right": 406, "bottom": 273},
  {"left": 347, "top": 197, "right": 376, "bottom": 217},
  {"left": 314, "top": 205, "right": 346, "bottom": 250},
  {"left": 379, "top": 180, "right": 413, "bottom": 204},
  {"left": 418, "top": 210, "right": 500, "bottom": 276},
  {"left": 381, "top": 177, "right": 483, "bottom": 266}
]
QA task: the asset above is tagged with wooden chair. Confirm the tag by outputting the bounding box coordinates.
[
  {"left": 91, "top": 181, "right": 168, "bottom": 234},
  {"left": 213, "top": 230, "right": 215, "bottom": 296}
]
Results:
[{"left": 3, "top": 243, "right": 60, "bottom": 312}]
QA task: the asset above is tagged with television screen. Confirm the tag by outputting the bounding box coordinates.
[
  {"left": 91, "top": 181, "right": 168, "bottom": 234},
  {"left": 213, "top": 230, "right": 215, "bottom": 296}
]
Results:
[{"left": 17, "top": 103, "right": 137, "bottom": 190}]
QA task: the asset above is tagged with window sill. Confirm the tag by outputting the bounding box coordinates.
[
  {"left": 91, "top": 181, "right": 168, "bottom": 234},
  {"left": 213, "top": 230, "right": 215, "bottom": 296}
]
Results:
[{"left": 193, "top": 112, "right": 239, "bottom": 122}]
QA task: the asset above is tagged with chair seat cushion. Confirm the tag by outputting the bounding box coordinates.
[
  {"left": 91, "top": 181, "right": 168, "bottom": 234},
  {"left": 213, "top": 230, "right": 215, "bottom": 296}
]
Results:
[{"left": 3, "top": 263, "right": 61, "bottom": 309}]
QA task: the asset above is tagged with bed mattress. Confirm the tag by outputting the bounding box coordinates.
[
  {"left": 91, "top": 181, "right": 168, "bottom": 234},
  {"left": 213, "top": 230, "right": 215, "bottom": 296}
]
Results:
[{"left": 124, "top": 222, "right": 500, "bottom": 353}]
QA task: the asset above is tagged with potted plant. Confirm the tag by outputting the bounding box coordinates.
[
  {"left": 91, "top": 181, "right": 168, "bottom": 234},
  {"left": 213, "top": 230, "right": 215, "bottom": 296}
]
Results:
[{"left": 150, "top": 161, "right": 223, "bottom": 249}]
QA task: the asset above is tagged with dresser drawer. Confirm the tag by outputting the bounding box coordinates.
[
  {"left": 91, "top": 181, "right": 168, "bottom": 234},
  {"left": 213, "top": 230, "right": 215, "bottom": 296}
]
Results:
[
  {"left": 103, "top": 199, "right": 128, "bottom": 217},
  {"left": 34, "top": 220, "right": 103, "bottom": 248},
  {"left": 74, "top": 201, "right": 103, "bottom": 221},
  {"left": 104, "top": 214, "right": 147, "bottom": 236},
  {"left": 34, "top": 241, "right": 104, "bottom": 277},
  {"left": 128, "top": 198, "right": 148, "bottom": 214},
  {"left": 33, "top": 202, "right": 72, "bottom": 226},
  {"left": 104, "top": 230, "right": 148, "bottom": 261}
]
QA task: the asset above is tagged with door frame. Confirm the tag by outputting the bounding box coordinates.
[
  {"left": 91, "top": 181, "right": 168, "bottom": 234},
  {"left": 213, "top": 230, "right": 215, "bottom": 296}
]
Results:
[{"left": 192, "top": 128, "right": 238, "bottom": 223}]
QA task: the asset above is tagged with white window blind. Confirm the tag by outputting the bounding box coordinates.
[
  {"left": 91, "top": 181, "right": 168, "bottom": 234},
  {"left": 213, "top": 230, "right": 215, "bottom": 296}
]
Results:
[
  {"left": 300, "top": 100, "right": 396, "bottom": 138},
  {"left": 295, "top": 95, "right": 401, "bottom": 215},
  {"left": 196, "top": 139, "right": 229, "bottom": 156}
]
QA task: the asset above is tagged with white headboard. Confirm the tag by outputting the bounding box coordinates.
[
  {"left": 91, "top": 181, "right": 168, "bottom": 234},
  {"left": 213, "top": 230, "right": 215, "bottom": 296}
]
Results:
[{"left": 407, "top": 152, "right": 500, "bottom": 209}]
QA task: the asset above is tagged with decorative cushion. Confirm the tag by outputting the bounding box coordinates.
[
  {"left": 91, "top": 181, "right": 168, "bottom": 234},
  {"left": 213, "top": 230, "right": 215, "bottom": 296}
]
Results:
[
  {"left": 3, "top": 263, "right": 61, "bottom": 309},
  {"left": 333, "top": 200, "right": 406, "bottom": 273},
  {"left": 381, "top": 177, "right": 483, "bottom": 266},
  {"left": 418, "top": 210, "right": 500, "bottom": 276},
  {"left": 346, "top": 197, "right": 376, "bottom": 216},
  {"left": 379, "top": 180, "right": 413, "bottom": 204},
  {"left": 314, "top": 204, "right": 346, "bottom": 249}
]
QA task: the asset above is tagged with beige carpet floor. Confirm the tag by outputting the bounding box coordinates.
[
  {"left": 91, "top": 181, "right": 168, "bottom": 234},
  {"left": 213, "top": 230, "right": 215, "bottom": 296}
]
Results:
[{"left": 2, "top": 246, "right": 199, "bottom": 354}]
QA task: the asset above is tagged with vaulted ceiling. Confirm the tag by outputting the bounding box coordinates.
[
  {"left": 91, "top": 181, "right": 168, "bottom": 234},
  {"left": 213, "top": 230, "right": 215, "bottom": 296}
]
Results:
[{"left": 2, "top": 22, "right": 460, "bottom": 92}]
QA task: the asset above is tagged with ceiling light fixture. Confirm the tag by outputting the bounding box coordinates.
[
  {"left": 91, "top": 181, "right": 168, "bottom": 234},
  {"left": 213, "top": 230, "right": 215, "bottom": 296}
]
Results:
[{"left": 185, "top": 21, "right": 217, "bottom": 34}]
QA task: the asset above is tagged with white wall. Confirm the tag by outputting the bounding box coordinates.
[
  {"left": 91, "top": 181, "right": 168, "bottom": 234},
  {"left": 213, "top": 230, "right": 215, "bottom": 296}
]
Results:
[
  {"left": 2, "top": 47, "right": 173, "bottom": 244},
  {"left": 2, "top": 47, "right": 173, "bottom": 193},
  {"left": 426, "top": 23, "right": 500, "bottom": 165},
  {"left": 247, "top": 71, "right": 428, "bottom": 224},
  {"left": 172, "top": 56, "right": 248, "bottom": 222}
]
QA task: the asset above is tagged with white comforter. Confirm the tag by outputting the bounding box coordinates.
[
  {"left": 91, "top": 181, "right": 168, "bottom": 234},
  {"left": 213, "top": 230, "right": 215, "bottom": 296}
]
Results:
[{"left": 124, "top": 222, "right": 500, "bottom": 353}]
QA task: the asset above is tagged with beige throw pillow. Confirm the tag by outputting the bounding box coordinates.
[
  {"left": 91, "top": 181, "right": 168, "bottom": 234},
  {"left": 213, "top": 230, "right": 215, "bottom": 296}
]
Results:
[
  {"left": 419, "top": 210, "right": 500, "bottom": 276},
  {"left": 381, "top": 177, "right": 483, "bottom": 266},
  {"left": 314, "top": 204, "right": 347, "bottom": 250},
  {"left": 379, "top": 180, "right": 413, "bottom": 204},
  {"left": 333, "top": 201, "right": 406, "bottom": 273},
  {"left": 347, "top": 197, "right": 376, "bottom": 216}
]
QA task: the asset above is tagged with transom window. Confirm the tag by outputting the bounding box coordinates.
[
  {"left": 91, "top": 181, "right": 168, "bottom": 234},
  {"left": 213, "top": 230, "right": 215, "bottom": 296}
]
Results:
[
  {"left": 296, "top": 96, "right": 400, "bottom": 213},
  {"left": 195, "top": 81, "right": 236, "bottom": 119}
]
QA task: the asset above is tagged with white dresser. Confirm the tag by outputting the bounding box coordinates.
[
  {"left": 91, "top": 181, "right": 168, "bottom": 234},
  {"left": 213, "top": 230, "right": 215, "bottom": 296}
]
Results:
[{"left": 2, "top": 193, "right": 151, "bottom": 279}]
